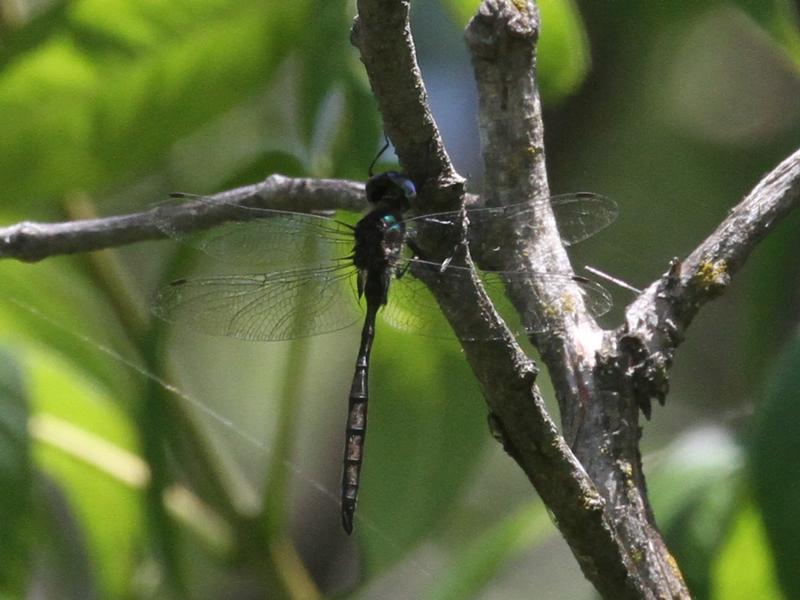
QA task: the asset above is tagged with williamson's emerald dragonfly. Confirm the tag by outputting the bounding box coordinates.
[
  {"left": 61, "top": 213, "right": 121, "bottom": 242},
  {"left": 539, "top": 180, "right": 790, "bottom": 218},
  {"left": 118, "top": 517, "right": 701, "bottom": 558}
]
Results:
[{"left": 151, "top": 172, "right": 617, "bottom": 534}]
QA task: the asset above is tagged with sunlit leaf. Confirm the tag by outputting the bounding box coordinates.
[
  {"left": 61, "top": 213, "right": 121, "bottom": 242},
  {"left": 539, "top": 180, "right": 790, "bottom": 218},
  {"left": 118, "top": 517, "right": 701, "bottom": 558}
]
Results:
[
  {"left": 297, "top": 0, "right": 352, "bottom": 146},
  {"left": 536, "top": 0, "right": 591, "bottom": 102},
  {"left": 35, "top": 442, "right": 144, "bottom": 598},
  {"left": 0, "top": 259, "right": 142, "bottom": 406},
  {"left": 0, "top": 0, "right": 308, "bottom": 206},
  {"left": 648, "top": 427, "right": 743, "bottom": 597},
  {"left": 22, "top": 341, "right": 144, "bottom": 597},
  {"left": 732, "top": 0, "right": 800, "bottom": 68},
  {"left": 710, "top": 500, "right": 783, "bottom": 600}
]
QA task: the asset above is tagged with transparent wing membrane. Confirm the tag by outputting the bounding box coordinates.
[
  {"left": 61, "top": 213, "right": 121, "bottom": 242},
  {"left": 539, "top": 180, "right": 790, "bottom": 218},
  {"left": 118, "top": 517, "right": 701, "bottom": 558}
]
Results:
[
  {"left": 152, "top": 265, "right": 361, "bottom": 341},
  {"left": 156, "top": 196, "right": 354, "bottom": 270},
  {"left": 154, "top": 191, "right": 616, "bottom": 341},
  {"left": 404, "top": 192, "right": 617, "bottom": 247},
  {"left": 382, "top": 260, "right": 613, "bottom": 341}
]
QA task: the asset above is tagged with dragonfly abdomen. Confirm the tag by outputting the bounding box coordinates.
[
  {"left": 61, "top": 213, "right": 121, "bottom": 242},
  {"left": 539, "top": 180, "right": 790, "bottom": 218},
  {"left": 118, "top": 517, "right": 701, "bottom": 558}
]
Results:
[
  {"left": 341, "top": 300, "right": 379, "bottom": 534},
  {"left": 342, "top": 358, "right": 368, "bottom": 534}
]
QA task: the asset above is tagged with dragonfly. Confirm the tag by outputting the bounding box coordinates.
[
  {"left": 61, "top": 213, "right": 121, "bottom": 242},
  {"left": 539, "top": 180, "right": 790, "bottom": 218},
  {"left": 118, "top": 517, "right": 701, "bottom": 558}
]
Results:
[{"left": 151, "top": 171, "right": 617, "bottom": 534}]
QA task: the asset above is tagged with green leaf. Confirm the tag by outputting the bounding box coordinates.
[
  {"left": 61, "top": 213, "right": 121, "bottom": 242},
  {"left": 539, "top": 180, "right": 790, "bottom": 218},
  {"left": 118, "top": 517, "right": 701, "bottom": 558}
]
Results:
[
  {"left": 426, "top": 501, "right": 553, "bottom": 600},
  {"left": 0, "top": 347, "right": 33, "bottom": 593},
  {"left": 749, "top": 332, "right": 800, "bottom": 599},
  {"left": 296, "top": 0, "right": 352, "bottom": 146},
  {"left": 219, "top": 150, "right": 307, "bottom": 190},
  {"left": 0, "top": 0, "right": 308, "bottom": 206},
  {"left": 0, "top": 259, "right": 141, "bottom": 407},
  {"left": 35, "top": 442, "right": 144, "bottom": 598},
  {"left": 297, "top": 0, "right": 382, "bottom": 179},
  {"left": 328, "top": 65, "right": 383, "bottom": 179},
  {"left": 710, "top": 500, "right": 783, "bottom": 600}
]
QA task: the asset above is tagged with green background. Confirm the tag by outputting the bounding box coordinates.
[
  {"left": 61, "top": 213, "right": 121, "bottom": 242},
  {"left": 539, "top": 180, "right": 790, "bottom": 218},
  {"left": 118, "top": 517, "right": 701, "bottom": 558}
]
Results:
[{"left": 0, "top": 0, "right": 798, "bottom": 597}]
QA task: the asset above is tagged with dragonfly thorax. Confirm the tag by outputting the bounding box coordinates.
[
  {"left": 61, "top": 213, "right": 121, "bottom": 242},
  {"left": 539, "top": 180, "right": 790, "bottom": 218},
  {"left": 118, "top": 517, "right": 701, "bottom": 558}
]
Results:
[{"left": 352, "top": 207, "right": 407, "bottom": 301}]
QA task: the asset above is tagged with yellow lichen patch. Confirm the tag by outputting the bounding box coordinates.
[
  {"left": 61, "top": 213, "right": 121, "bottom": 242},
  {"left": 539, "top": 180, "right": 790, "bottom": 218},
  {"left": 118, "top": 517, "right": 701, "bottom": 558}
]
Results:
[
  {"left": 694, "top": 259, "right": 729, "bottom": 291},
  {"left": 581, "top": 490, "right": 604, "bottom": 511},
  {"left": 527, "top": 145, "right": 543, "bottom": 158},
  {"left": 511, "top": 0, "right": 528, "bottom": 13},
  {"left": 559, "top": 291, "right": 578, "bottom": 315},
  {"left": 666, "top": 551, "right": 681, "bottom": 576},
  {"left": 542, "top": 303, "right": 559, "bottom": 319}
]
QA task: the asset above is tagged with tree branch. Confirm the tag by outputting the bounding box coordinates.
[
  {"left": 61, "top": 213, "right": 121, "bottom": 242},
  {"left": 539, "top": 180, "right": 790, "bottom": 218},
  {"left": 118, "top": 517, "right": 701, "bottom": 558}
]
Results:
[
  {"left": 0, "top": 176, "right": 364, "bottom": 262},
  {"left": 351, "top": 0, "right": 462, "bottom": 202},
  {"left": 464, "top": 1, "right": 673, "bottom": 597},
  {"left": 465, "top": 0, "right": 600, "bottom": 428},
  {"left": 620, "top": 148, "right": 800, "bottom": 409}
]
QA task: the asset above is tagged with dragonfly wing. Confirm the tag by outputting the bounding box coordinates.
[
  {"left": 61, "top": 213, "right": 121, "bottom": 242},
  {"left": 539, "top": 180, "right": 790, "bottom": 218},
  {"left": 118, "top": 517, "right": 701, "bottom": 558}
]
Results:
[
  {"left": 480, "top": 269, "right": 613, "bottom": 335},
  {"left": 464, "top": 193, "right": 617, "bottom": 246},
  {"left": 549, "top": 193, "right": 618, "bottom": 246},
  {"left": 155, "top": 196, "right": 355, "bottom": 270},
  {"left": 381, "top": 264, "right": 461, "bottom": 340},
  {"left": 152, "top": 265, "right": 362, "bottom": 341},
  {"left": 404, "top": 192, "right": 617, "bottom": 254},
  {"left": 383, "top": 260, "right": 613, "bottom": 340}
]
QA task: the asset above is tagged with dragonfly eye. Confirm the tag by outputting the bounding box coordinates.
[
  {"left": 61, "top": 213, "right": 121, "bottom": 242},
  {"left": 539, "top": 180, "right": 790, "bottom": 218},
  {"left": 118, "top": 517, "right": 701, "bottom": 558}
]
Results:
[
  {"left": 388, "top": 172, "right": 417, "bottom": 201},
  {"left": 367, "top": 171, "right": 416, "bottom": 209}
]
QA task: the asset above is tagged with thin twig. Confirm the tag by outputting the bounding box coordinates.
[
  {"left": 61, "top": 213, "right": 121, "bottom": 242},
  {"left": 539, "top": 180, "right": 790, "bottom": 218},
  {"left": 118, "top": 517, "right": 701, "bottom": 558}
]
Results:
[
  {"left": 619, "top": 146, "right": 800, "bottom": 407},
  {"left": 0, "top": 176, "right": 364, "bottom": 262}
]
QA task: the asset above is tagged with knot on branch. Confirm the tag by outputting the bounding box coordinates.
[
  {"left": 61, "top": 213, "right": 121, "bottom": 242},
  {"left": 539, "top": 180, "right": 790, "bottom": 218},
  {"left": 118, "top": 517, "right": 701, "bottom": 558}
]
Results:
[
  {"left": 618, "top": 335, "right": 672, "bottom": 420},
  {"left": 595, "top": 333, "right": 672, "bottom": 420},
  {"left": 465, "top": 0, "right": 540, "bottom": 61}
]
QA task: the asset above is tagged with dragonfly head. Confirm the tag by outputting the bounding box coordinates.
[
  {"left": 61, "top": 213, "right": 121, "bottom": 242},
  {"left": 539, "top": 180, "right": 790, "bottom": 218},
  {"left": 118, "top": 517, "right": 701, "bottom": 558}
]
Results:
[{"left": 366, "top": 171, "right": 417, "bottom": 211}]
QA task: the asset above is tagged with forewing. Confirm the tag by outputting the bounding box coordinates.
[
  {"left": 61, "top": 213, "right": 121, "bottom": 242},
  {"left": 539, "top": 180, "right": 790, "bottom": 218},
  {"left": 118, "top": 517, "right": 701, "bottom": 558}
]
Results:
[
  {"left": 549, "top": 192, "right": 618, "bottom": 246},
  {"left": 404, "top": 192, "right": 617, "bottom": 252},
  {"left": 464, "top": 192, "right": 617, "bottom": 246},
  {"left": 152, "top": 265, "right": 362, "bottom": 341},
  {"left": 155, "top": 195, "right": 355, "bottom": 270}
]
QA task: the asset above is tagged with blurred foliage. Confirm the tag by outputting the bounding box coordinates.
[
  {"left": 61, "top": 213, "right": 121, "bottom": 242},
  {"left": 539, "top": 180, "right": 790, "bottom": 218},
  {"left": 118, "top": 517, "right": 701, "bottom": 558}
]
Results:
[
  {"left": 0, "top": 348, "right": 32, "bottom": 592},
  {"left": 749, "top": 332, "right": 800, "bottom": 599},
  {"left": 0, "top": 0, "right": 798, "bottom": 598},
  {"left": 424, "top": 500, "right": 553, "bottom": 600},
  {"left": 443, "top": 0, "right": 590, "bottom": 103},
  {"left": 710, "top": 499, "right": 783, "bottom": 599},
  {"left": 648, "top": 428, "right": 743, "bottom": 599}
]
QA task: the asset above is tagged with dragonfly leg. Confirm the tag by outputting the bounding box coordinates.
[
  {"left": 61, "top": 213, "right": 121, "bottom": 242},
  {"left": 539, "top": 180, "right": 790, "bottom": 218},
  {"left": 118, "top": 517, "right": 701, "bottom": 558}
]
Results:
[{"left": 405, "top": 235, "right": 462, "bottom": 275}]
